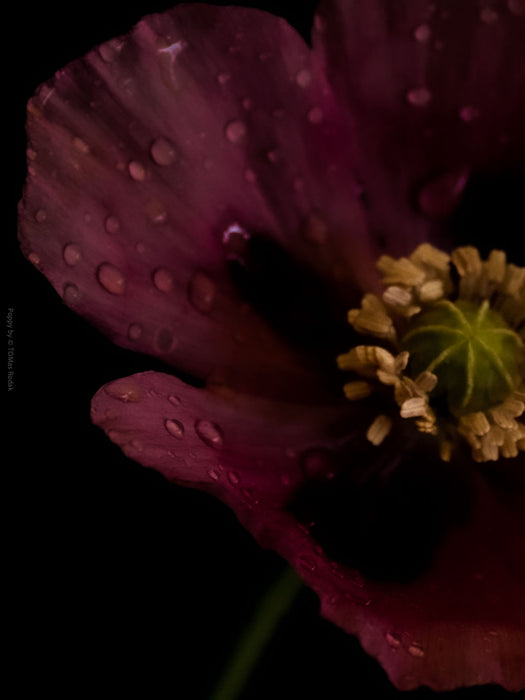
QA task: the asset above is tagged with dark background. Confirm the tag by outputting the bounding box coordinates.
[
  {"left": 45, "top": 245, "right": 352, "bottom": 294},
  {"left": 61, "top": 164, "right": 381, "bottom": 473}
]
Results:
[{"left": 9, "top": 2, "right": 513, "bottom": 698}]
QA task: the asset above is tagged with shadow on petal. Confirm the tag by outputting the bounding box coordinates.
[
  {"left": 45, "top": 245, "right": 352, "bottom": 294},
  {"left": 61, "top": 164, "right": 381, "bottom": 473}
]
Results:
[{"left": 290, "top": 430, "right": 474, "bottom": 583}]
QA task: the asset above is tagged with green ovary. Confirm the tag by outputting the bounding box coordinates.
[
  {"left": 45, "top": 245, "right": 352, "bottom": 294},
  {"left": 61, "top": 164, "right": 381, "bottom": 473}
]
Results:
[{"left": 402, "top": 299, "right": 523, "bottom": 416}]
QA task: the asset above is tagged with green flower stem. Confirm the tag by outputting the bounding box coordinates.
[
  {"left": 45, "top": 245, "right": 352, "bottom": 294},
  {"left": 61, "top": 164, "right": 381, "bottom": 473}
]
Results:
[{"left": 210, "top": 567, "right": 303, "bottom": 700}]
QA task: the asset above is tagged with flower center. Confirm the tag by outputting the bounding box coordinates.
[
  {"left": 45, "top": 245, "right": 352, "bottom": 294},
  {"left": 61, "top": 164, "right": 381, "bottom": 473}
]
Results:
[
  {"left": 401, "top": 299, "right": 522, "bottom": 416},
  {"left": 337, "top": 245, "right": 524, "bottom": 463}
]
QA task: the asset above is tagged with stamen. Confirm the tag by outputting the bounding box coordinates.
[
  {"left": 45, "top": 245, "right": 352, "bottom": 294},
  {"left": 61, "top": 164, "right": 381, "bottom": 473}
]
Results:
[
  {"left": 343, "top": 381, "right": 372, "bottom": 400},
  {"left": 366, "top": 415, "right": 392, "bottom": 446}
]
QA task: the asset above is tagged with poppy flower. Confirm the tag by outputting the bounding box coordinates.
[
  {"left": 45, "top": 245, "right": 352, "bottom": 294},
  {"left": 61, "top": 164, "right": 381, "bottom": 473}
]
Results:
[{"left": 17, "top": 0, "right": 525, "bottom": 695}]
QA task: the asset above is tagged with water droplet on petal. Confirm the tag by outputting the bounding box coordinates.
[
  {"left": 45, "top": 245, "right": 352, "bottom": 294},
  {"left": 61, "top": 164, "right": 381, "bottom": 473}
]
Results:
[
  {"left": 418, "top": 169, "right": 469, "bottom": 218},
  {"left": 413, "top": 23, "right": 431, "bottom": 42},
  {"left": 208, "top": 468, "right": 221, "bottom": 481},
  {"left": 407, "top": 642, "right": 425, "bottom": 658},
  {"left": 156, "top": 328, "right": 175, "bottom": 352},
  {"left": 307, "top": 106, "right": 324, "bottom": 124},
  {"left": 28, "top": 251, "right": 41, "bottom": 266},
  {"left": 98, "top": 38, "right": 124, "bottom": 63},
  {"left": 97, "top": 262, "right": 126, "bottom": 295},
  {"left": 128, "top": 160, "right": 146, "bottom": 181},
  {"left": 268, "top": 148, "right": 284, "bottom": 165},
  {"left": 217, "top": 72, "right": 230, "bottom": 84},
  {"left": 386, "top": 631, "right": 402, "bottom": 649},
  {"left": 188, "top": 271, "right": 216, "bottom": 313},
  {"left": 298, "top": 555, "right": 317, "bottom": 572},
  {"left": 295, "top": 68, "right": 312, "bottom": 87},
  {"left": 62, "top": 283, "right": 80, "bottom": 304},
  {"left": 128, "top": 323, "right": 142, "bottom": 341},
  {"left": 63, "top": 243, "right": 82, "bottom": 266},
  {"left": 165, "top": 418, "right": 184, "bottom": 439},
  {"left": 152, "top": 267, "right": 174, "bottom": 293},
  {"left": 480, "top": 7, "right": 499, "bottom": 23},
  {"left": 227, "top": 470, "right": 241, "bottom": 485},
  {"left": 244, "top": 168, "right": 257, "bottom": 183},
  {"left": 406, "top": 86, "right": 432, "bottom": 107},
  {"left": 168, "top": 394, "right": 181, "bottom": 407},
  {"left": 459, "top": 105, "right": 480, "bottom": 122},
  {"left": 313, "top": 14, "right": 327, "bottom": 33},
  {"left": 150, "top": 137, "right": 176, "bottom": 166},
  {"left": 35, "top": 209, "right": 47, "bottom": 223},
  {"left": 105, "top": 215, "right": 120, "bottom": 234},
  {"left": 508, "top": 0, "right": 525, "bottom": 16},
  {"left": 105, "top": 378, "right": 142, "bottom": 402},
  {"left": 73, "top": 137, "right": 90, "bottom": 154},
  {"left": 195, "top": 419, "right": 223, "bottom": 449},
  {"left": 241, "top": 487, "right": 260, "bottom": 506},
  {"left": 225, "top": 120, "right": 246, "bottom": 143}
]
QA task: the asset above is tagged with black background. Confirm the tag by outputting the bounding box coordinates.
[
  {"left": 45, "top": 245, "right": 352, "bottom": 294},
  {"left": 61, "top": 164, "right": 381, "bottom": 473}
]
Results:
[{"left": 9, "top": 2, "right": 514, "bottom": 698}]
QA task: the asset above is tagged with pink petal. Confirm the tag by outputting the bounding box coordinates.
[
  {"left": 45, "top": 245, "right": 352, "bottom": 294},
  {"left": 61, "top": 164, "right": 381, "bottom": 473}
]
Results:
[
  {"left": 92, "top": 370, "right": 525, "bottom": 691},
  {"left": 91, "top": 370, "right": 356, "bottom": 502},
  {"left": 313, "top": 0, "right": 525, "bottom": 253},
  {"left": 18, "top": 3, "right": 380, "bottom": 400}
]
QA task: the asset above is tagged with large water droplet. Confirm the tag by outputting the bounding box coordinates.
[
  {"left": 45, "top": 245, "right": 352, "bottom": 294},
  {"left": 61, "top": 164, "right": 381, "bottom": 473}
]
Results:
[
  {"left": 28, "top": 251, "right": 41, "bottom": 266},
  {"left": 63, "top": 243, "right": 82, "bottom": 266},
  {"left": 150, "top": 137, "right": 176, "bottom": 166},
  {"left": 418, "top": 169, "right": 468, "bottom": 218},
  {"left": 128, "top": 323, "right": 142, "bottom": 341},
  {"left": 105, "top": 378, "right": 142, "bottom": 402},
  {"left": 128, "top": 160, "right": 146, "bottom": 181},
  {"left": 97, "top": 262, "right": 126, "bottom": 295},
  {"left": 406, "top": 87, "right": 432, "bottom": 107},
  {"left": 165, "top": 418, "right": 184, "bottom": 439},
  {"left": 104, "top": 215, "right": 120, "bottom": 234},
  {"left": 35, "top": 209, "right": 47, "bottom": 223},
  {"left": 225, "top": 120, "right": 246, "bottom": 144},
  {"left": 188, "top": 272, "right": 216, "bottom": 313},
  {"left": 152, "top": 267, "right": 175, "bottom": 293},
  {"left": 195, "top": 419, "right": 224, "bottom": 449}
]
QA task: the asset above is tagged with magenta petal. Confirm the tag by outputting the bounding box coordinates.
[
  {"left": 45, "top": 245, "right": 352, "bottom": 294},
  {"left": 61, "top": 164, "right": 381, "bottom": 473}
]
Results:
[
  {"left": 92, "top": 371, "right": 525, "bottom": 691},
  {"left": 313, "top": 0, "right": 525, "bottom": 252},
  {"left": 18, "top": 3, "right": 380, "bottom": 400},
  {"left": 91, "top": 370, "right": 354, "bottom": 506}
]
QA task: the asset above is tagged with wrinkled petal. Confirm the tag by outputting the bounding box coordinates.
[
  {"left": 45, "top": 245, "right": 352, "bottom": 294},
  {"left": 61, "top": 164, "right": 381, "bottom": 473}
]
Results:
[
  {"left": 92, "top": 370, "right": 525, "bottom": 691},
  {"left": 313, "top": 0, "right": 525, "bottom": 253},
  {"left": 18, "top": 3, "right": 380, "bottom": 400}
]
